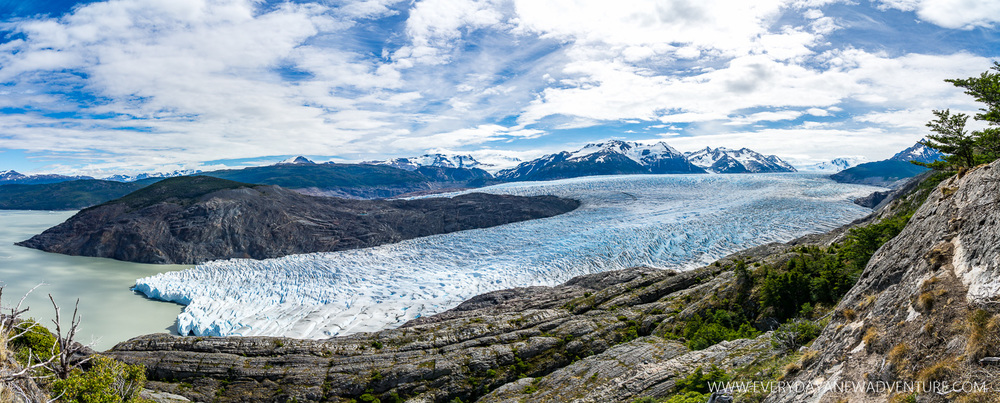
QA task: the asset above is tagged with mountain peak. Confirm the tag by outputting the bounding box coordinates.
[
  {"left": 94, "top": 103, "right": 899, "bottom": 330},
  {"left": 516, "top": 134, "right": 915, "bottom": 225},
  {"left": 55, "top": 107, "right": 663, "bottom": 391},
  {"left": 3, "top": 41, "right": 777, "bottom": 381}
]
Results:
[
  {"left": 685, "top": 147, "right": 796, "bottom": 174},
  {"left": 277, "top": 156, "right": 316, "bottom": 165},
  {"left": 498, "top": 140, "right": 703, "bottom": 181},
  {"left": 890, "top": 141, "right": 943, "bottom": 165},
  {"left": 363, "top": 154, "right": 482, "bottom": 171}
]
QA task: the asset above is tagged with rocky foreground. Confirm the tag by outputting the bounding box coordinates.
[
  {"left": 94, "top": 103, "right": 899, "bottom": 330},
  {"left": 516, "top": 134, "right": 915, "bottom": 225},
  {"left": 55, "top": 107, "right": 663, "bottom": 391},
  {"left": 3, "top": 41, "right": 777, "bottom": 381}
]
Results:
[
  {"left": 105, "top": 161, "right": 1000, "bottom": 402},
  {"left": 17, "top": 176, "right": 579, "bottom": 264}
]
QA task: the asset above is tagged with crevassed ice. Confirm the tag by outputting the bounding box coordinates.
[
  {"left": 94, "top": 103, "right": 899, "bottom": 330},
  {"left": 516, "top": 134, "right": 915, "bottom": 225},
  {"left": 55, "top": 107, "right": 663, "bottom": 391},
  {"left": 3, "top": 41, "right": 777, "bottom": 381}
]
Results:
[{"left": 133, "top": 174, "right": 882, "bottom": 339}]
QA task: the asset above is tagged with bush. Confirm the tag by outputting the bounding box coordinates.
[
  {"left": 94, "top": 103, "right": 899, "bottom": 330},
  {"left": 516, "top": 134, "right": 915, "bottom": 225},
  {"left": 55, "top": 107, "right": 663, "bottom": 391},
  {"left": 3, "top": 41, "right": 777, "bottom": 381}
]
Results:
[
  {"left": 674, "top": 365, "right": 729, "bottom": 395},
  {"left": 9, "top": 319, "right": 59, "bottom": 366},
  {"left": 770, "top": 319, "right": 822, "bottom": 351},
  {"left": 681, "top": 310, "right": 759, "bottom": 350},
  {"left": 664, "top": 391, "right": 711, "bottom": 403},
  {"left": 51, "top": 355, "right": 149, "bottom": 403}
]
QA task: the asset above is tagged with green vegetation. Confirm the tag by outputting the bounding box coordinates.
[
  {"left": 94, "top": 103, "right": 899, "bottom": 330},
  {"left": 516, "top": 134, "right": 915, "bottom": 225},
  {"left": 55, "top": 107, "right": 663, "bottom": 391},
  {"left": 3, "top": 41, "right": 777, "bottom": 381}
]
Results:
[
  {"left": 51, "top": 356, "right": 151, "bottom": 403},
  {"left": 672, "top": 309, "right": 760, "bottom": 350},
  {"left": 770, "top": 319, "right": 824, "bottom": 351},
  {"left": 921, "top": 62, "right": 1000, "bottom": 169},
  {"left": 9, "top": 320, "right": 59, "bottom": 368},
  {"left": 203, "top": 163, "right": 431, "bottom": 189},
  {"left": 99, "top": 176, "right": 254, "bottom": 211},
  {"left": 0, "top": 179, "right": 152, "bottom": 210}
]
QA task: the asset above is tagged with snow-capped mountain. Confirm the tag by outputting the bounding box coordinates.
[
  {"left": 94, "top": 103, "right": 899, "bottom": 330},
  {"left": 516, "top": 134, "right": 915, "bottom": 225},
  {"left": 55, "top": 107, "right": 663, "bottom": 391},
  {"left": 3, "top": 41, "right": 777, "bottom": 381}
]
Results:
[
  {"left": 496, "top": 140, "right": 705, "bottom": 181},
  {"left": 799, "top": 157, "right": 866, "bottom": 172},
  {"left": 890, "top": 142, "right": 943, "bottom": 164},
  {"left": 103, "top": 169, "right": 202, "bottom": 182},
  {"left": 276, "top": 156, "right": 316, "bottom": 165},
  {"left": 0, "top": 170, "right": 93, "bottom": 185},
  {"left": 684, "top": 147, "right": 797, "bottom": 174},
  {"left": 364, "top": 154, "right": 482, "bottom": 171},
  {"left": 0, "top": 170, "right": 23, "bottom": 181}
]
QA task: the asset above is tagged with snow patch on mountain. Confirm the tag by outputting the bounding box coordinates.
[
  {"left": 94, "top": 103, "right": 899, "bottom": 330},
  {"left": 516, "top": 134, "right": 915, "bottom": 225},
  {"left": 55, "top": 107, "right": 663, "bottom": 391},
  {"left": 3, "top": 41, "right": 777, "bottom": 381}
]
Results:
[
  {"left": 103, "top": 170, "right": 202, "bottom": 182},
  {"left": 276, "top": 156, "right": 316, "bottom": 165},
  {"left": 568, "top": 140, "right": 685, "bottom": 164},
  {"left": 497, "top": 140, "right": 704, "bottom": 180},
  {"left": 364, "top": 154, "right": 482, "bottom": 171},
  {"left": 798, "top": 157, "right": 867, "bottom": 172},
  {"left": 0, "top": 170, "right": 94, "bottom": 184},
  {"left": 685, "top": 147, "right": 797, "bottom": 173},
  {"left": 134, "top": 174, "right": 882, "bottom": 339},
  {"left": 890, "top": 142, "right": 943, "bottom": 164}
]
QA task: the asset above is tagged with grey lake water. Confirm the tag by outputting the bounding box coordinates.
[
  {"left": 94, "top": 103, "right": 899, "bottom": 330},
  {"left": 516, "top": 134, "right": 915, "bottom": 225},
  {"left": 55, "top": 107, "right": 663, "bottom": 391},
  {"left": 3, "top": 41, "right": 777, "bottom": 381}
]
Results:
[{"left": 0, "top": 210, "right": 191, "bottom": 351}]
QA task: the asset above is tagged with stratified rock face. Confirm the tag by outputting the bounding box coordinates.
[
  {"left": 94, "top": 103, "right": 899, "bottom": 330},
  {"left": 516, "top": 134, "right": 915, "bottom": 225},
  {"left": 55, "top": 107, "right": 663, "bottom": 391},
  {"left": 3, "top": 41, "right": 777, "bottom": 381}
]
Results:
[
  {"left": 16, "top": 177, "right": 579, "bottom": 264},
  {"left": 108, "top": 264, "right": 781, "bottom": 403},
  {"left": 770, "top": 161, "right": 1000, "bottom": 402}
]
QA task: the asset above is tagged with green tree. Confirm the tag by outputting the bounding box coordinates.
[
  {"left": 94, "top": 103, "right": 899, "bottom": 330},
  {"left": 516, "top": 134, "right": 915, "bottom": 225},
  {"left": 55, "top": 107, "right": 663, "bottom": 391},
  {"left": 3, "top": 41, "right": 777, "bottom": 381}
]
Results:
[
  {"left": 923, "top": 62, "right": 1000, "bottom": 168},
  {"left": 920, "top": 109, "right": 975, "bottom": 169}
]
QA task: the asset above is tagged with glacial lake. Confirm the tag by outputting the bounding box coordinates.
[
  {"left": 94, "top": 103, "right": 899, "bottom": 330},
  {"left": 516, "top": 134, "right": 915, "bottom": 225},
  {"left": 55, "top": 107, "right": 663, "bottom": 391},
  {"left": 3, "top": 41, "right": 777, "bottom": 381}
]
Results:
[{"left": 0, "top": 210, "right": 191, "bottom": 351}]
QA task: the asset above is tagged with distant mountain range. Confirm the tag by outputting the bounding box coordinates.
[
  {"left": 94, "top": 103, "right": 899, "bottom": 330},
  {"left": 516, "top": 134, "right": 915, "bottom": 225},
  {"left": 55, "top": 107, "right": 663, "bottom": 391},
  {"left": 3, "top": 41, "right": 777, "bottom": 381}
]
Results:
[
  {"left": 0, "top": 142, "right": 801, "bottom": 209},
  {"left": 496, "top": 140, "right": 796, "bottom": 181},
  {"left": 103, "top": 169, "right": 202, "bottom": 182},
  {"left": 799, "top": 157, "right": 867, "bottom": 172},
  {"left": 685, "top": 147, "right": 796, "bottom": 174},
  {"left": 363, "top": 153, "right": 483, "bottom": 171},
  {"left": 831, "top": 142, "right": 943, "bottom": 187},
  {"left": 0, "top": 170, "right": 94, "bottom": 185}
]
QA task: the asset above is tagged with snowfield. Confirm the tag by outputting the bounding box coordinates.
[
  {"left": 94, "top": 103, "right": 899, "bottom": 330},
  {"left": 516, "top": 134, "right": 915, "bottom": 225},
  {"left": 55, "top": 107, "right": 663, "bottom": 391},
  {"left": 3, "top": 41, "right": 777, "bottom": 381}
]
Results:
[{"left": 134, "top": 174, "right": 882, "bottom": 339}]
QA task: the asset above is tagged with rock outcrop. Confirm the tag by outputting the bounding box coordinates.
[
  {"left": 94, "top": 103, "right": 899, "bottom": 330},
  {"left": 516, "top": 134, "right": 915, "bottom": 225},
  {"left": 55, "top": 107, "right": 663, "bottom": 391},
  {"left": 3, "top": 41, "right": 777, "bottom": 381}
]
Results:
[
  {"left": 771, "top": 161, "right": 1000, "bottom": 402},
  {"left": 17, "top": 176, "right": 579, "bottom": 264}
]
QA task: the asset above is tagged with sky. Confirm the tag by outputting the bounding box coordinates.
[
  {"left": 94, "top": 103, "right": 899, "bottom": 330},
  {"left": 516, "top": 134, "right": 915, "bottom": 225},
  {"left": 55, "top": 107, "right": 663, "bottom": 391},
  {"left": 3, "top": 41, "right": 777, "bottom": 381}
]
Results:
[{"left": 0, "top": 0, "right": 998, "bottom": 175}]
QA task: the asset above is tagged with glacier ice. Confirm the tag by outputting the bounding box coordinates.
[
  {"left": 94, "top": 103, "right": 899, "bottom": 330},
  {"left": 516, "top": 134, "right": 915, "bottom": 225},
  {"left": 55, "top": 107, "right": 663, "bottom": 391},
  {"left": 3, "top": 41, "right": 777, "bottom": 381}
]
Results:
[{"left": 133, "top": 173, "right": 883, "bottom": 339}]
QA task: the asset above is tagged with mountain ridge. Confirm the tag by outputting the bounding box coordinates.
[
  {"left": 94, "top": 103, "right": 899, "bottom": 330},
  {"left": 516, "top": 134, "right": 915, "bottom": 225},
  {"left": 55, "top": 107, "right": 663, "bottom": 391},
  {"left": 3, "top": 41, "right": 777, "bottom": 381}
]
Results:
[
  {"left": 496, "top": 140, "right": 707, "bottom": 181},
  {"left": 685, "top": 146, "right": 797, "bottom": 173}
]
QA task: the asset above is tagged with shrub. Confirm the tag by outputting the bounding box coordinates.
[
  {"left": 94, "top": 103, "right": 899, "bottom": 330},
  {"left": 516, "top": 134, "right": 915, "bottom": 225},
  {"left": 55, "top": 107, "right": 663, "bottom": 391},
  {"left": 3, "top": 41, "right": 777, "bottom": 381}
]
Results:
[
  {"left": 51, "top": 355, "right": 149, "bottom": 403},
  {"left": 673, "top": 365, "right": 729, "bottom": 395},
  {"left": 888, "top": 343, "right": 910, "bottom": 367},
  {"left": 663, "top": 392, "right": 711, "bottom": 403},
  {"left": 9, "top": 319, "right": 59, "bottom": 366},
  {"left": 916, "top": 358, "right": 956, "bottom": 385},
  {"left": 862, "top": 327, "right": 880, "bottom": 353},
  {"left": 965, "top": 309, "right": 999, "bottom": 363},
  {"left": 916, "top": 292, "right": 934, "bottom": 312},
  {"left": 771, "top": 319, "right": 822, "bottom": 351},
  {"left": 680, "top": 310, "right": 759, "bottom": 350}
]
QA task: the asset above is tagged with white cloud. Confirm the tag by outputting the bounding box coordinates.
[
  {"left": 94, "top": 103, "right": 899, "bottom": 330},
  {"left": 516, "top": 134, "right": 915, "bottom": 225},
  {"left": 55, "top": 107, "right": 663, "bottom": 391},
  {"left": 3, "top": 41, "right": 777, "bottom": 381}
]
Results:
[
  {"left": 0, "top": 0, "right": 995, "bottom": 173},
  {"left": 390, "top": 124, "right": 543, "bottom": 149},
  {"left": 878, "top": 0, "right": 1000, "bottom": 29}
]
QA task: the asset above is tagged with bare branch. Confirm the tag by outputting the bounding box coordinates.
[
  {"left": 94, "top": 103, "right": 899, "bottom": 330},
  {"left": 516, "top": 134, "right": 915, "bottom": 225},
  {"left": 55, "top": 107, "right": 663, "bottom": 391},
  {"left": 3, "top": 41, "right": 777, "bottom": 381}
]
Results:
[{"left": 45, "top": 294, "right": 94, "bottom": 379}]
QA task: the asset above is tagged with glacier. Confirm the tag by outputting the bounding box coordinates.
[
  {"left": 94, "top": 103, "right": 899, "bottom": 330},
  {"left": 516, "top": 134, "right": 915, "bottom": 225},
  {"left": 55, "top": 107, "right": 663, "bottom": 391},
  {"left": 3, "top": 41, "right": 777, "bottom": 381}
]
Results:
[{"left": 133, "top": 173, "right": 883, "bottom": 339}]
